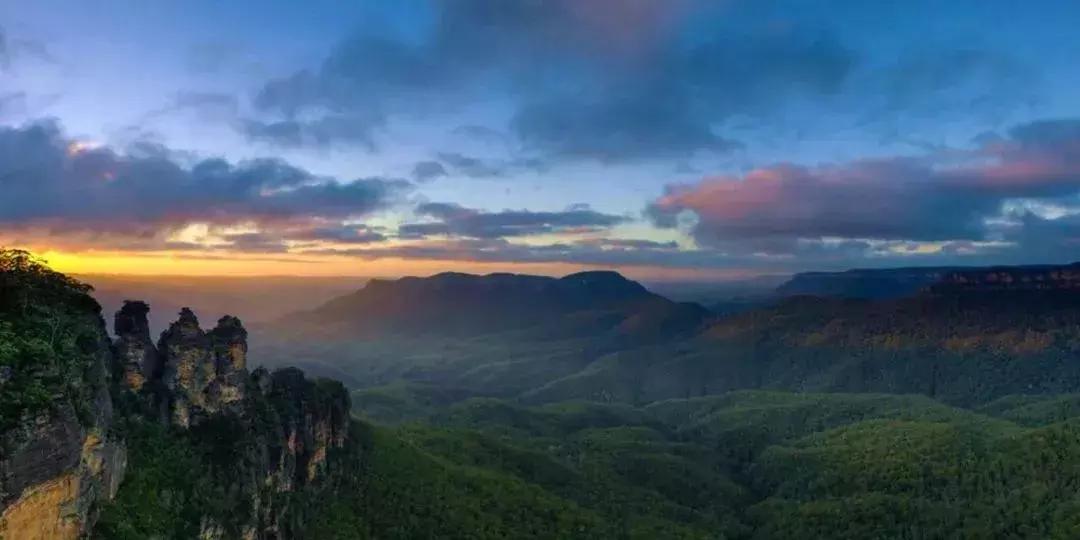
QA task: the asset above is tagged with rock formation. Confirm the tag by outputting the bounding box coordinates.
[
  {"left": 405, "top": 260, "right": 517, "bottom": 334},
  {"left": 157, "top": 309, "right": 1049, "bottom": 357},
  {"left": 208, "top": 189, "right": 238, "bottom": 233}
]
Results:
[
  {"left": 155, "top": 308, "right": 251, "bottom": 427},
  {"left": 113, "top": 300, "right": 159, "bottom": 390}
]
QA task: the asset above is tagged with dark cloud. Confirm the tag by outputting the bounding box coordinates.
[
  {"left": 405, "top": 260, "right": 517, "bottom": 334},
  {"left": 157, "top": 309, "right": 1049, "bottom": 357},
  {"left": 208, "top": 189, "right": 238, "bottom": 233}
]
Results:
[
  {"left": 1008, "top": 118, "right": 1080, "bottom": 147},
  {"left": 303, "top": 235, "right": 897, "bottom": 272},
  {"left": 411, "top": 160, "right": 447, "bottom": 182},
  {"left": 0, "top": 26, "right": 57, "bottom": 71},
  {"left": 287, "top": 225, "right": 387, "bottom": 244},
  {"left": 400, "top": 202, "right": 628, "bottom": 239},
  {"left": 248, "top": 1, "right": 858, "bottom": 160},
  {"left": 412, "top": 152, "right": 549, "bottom": 180},
  {"left": 304, "top": 237, "right": 695, "bottom": 269},
  {"left": 0, "top": 26, "right": 8, "bottom": 71},
  {"left": 879, "top": 48, "right": 1032, "bottom": 115},
  {"left": 0, "top": 119, "right": 407, "bottom": 248},
  {"left": 512, "top": 88, "right": 740, "bottom": 161},
  {"left": 999, "top": 211, "right": 1080, "bottom": 262},
  {"left": 435, "top": 152, "right": 506, "bottom": 178},
  {"left": 648, "top": 117, "right": 1080, "bottom": 260},
  {"left": 143, "top": 92, "right": 240, "bottom": 122},
  {"left": 240, "top": 112, "right": 384, "bottom": 149},
  {"left": 216, "top": 232, "right": 289, "bottom": 253},
  {"left": 452, "top": 124, "right": 506, "bottom": 143}
]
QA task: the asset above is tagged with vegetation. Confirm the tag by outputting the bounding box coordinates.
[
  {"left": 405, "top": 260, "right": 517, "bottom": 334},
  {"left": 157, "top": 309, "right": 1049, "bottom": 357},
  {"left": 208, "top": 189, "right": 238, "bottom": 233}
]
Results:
[
  {"left": 0, "top": 249, "right": 106, "bottom": 431},
  {"left": 306, "top": 389, "right": 1080, "bottom": 539}
]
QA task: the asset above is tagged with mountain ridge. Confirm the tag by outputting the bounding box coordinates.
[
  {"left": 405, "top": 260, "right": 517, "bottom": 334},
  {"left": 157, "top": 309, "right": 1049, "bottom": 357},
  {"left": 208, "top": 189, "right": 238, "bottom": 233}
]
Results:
[
  {"left": 287, "top": 269, "right": 710, "bottom": 341},
  {"left": 776, "top": 261, "right": 1080, "bottom": 299}
]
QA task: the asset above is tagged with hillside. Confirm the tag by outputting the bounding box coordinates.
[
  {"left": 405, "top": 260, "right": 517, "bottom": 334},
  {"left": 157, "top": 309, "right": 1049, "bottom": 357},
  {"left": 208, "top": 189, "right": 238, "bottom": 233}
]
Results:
[
  {"left": 349, "top": 389, "right": 1080, "bottom": 539},
  {"left": 252, "top": 271, "right": 712, "bottom": 399},
  {"left": 527, "top": 279, "right": 1080, "bottom": 406}
]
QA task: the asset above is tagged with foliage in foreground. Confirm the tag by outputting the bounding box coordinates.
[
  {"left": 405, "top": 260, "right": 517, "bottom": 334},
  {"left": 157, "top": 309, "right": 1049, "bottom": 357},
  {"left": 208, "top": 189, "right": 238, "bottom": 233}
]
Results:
[{"left": 0, "top": 249, "right": 106, "bottom": 431}]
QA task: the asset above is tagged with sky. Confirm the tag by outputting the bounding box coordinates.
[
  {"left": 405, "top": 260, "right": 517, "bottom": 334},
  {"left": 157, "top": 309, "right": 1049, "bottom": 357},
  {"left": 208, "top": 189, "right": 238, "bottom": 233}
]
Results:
[{"left": 2, "top": 0, "right": 1080, "bottom": 280}]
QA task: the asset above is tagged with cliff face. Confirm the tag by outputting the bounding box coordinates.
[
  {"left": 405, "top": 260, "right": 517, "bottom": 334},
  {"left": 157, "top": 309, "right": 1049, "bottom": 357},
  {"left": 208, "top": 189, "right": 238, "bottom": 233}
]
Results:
[
  {"left": 156, "top": 307, "right": 250, "bottom": 428},
  {"left": 931, "top": 263, "right": 1080, "bottom": 293},
  {"left": 0, "top": 287, "right": 353, "bottom": 539},
  {"left": 776, "top": 267, "right": 961, "bottom": 299}
]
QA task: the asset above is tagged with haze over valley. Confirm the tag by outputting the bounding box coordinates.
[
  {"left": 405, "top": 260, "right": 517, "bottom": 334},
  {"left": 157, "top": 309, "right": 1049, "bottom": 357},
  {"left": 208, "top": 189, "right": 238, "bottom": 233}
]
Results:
[{"left": 6, "top": 1, "right": 1080, "bottom": 539}]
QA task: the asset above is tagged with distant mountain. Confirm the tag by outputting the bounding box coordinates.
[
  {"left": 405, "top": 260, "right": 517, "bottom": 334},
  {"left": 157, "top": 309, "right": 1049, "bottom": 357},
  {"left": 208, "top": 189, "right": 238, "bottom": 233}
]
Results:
[
  {"left": 775, "top": 262, "right": 1080, "bottom": 300},
  {"left": 527, "top": 267, "right": 1080, "bottom": 406},
  {"left": 775, "top": 266, "right": 963, "bottom": 299},
  {"left": 287, "top": 270, "right": 710, "bottom": 341},
  {"left": 260, "top": 262, "right": 1080, "bottom": 409},
  {"left": 930, "top": 262, "right": 1080, "bottom": 293}
]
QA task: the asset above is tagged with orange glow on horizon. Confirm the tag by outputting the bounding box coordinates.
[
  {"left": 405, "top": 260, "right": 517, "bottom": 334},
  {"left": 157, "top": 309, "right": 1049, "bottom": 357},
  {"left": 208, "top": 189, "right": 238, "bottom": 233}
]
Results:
[{"left": 29, "top": 249, "right": 755, "bottom": 282}]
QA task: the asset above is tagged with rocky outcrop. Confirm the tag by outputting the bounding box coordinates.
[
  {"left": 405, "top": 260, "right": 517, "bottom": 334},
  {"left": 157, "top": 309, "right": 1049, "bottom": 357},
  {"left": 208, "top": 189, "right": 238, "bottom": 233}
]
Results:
[
  {"left": 156, "top": 308, "right": 250, "bottom": 427},
  {"left": 118, "top": 305, "right": 352, "bottom": 539},
  {"left": 0, "top": 412, "right": 127, "bottom": 540},
  {"left": 265, "top": 368, "right": 350, "bottom": 488},
  {"left": 208, "top": 315, "right": 248, "bottom": 411},
  {"left": 113, "top": 300, "right": 159, "bottom": 391}
]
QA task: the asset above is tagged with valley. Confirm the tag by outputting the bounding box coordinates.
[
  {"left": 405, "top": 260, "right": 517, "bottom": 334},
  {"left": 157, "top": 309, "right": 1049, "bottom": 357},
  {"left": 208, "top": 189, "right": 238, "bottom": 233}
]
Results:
[{"left": 6, "top": 250, "right": 1080, "bottom": 539}]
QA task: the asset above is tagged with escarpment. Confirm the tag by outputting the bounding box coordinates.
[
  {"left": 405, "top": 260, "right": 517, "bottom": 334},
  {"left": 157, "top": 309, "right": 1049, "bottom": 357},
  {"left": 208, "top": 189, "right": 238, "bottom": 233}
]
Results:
[
  {"left": 0, "top": 257, "right": 127, "bottom": 540},
  {"left": 1, "top": 271, "right": 356, "bottom": 540}
]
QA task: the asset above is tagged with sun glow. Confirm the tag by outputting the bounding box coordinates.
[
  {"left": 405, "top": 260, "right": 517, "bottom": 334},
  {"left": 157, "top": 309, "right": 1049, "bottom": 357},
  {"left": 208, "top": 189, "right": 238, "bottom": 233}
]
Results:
[
  {"left": 31, "top": 248, "right": 739, "bottom": 281},
  {"left": 65, "top": 140, "right": 101, "bottom": 156}
]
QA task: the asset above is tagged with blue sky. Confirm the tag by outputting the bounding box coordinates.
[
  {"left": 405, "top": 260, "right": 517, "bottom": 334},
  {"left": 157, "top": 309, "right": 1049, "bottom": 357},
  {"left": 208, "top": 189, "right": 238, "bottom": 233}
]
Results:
[{"left": 3, "top": 1, "right": 1080, "bottom": 278}]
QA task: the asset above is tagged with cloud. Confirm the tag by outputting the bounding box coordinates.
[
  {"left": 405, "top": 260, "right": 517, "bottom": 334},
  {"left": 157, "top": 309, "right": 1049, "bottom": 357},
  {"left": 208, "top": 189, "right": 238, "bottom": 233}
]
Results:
[
  {"left": 878, "top": 48, "right": 1033, "bottom": 117},
  {"left": 399, "top": 202, "right": 628, "bottom": 239},
  {"left": 247, "top": 1, "right": 858, "bottom": 160},
  {"left": 288, "top": 225, "right": 388, "bottom": 244},
  {"left": 240, "top": 112, "right": 384, "bottom": 149},
  {"left": 0, "top": 119, "right": 408, "bottom": 250},
  {"left": 411, "top": 160, "right": 447, "bottom": 182},
  {"left": 422, "top": 152, "right": 548, "bottom": 179},
  {"left": 435, "top": 152, "right": 506, "bottom": 178},
  {"left": 512, "top": 87, "right": 742, "bottom": 161},
  {"left": 648, "top": 117, "right": 1080, "bottom": 261},
  {"left": 303, "top": 235, "right": 871, "bottom": 272},
  {"left": 0, "top": 25, "right": 57, "bottom": 72},
  {"left": 141, "top": 91, "right": 240, "bottom": 123},
  {"left": 0, "top": 26, "right": 8, "bottom": 71}
]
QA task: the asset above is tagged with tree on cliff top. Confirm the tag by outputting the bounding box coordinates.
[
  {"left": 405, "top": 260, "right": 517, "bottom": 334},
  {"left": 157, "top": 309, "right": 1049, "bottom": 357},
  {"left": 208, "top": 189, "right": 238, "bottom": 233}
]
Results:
[{"left": 0, "top": 248, "right": 103, "bottom": 431}]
